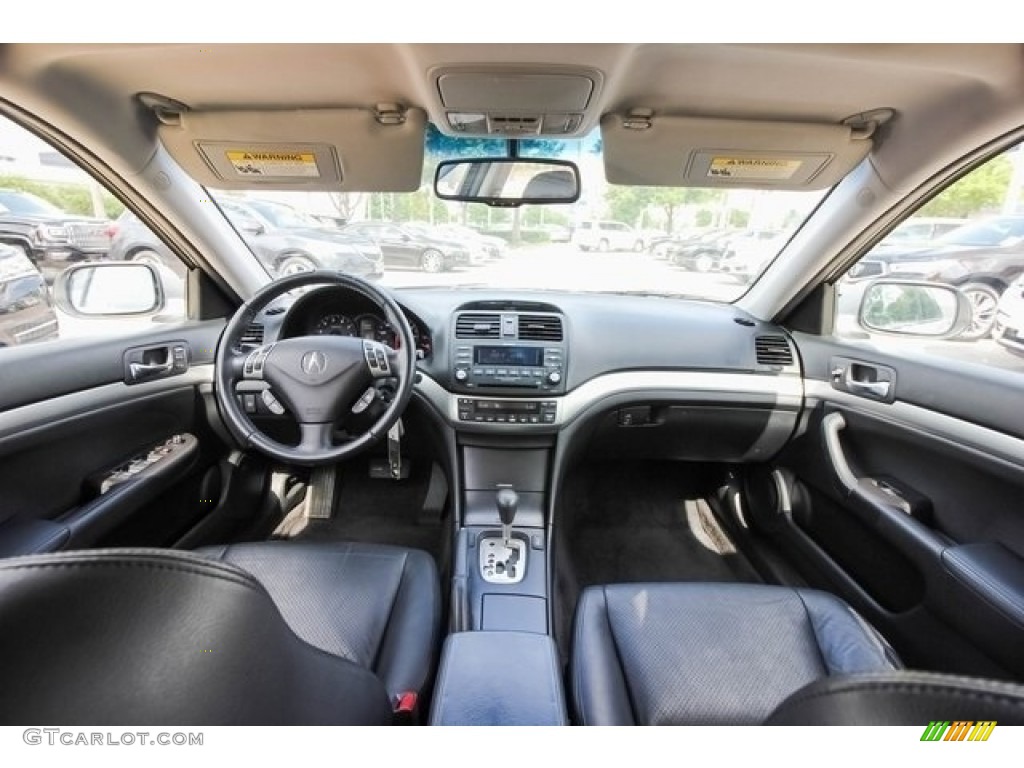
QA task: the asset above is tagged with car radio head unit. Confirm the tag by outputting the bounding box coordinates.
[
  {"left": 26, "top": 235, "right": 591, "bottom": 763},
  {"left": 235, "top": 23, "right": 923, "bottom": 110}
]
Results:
[
  {"left": 453, "top": 342, "right": 565, "bottom": 392},
  {"left": 451, "top": 309, "right": 567, "bottom": 394}
]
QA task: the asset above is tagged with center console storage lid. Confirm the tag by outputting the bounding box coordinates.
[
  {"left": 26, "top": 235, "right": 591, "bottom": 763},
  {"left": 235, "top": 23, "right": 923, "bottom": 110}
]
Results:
[{"left": 430, "top": 631, "right": 568, "bottom": 726}]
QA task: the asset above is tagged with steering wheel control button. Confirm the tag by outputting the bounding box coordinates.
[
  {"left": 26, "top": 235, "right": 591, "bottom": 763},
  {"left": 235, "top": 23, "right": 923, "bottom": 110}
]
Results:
[
  {"left": 363, "top": 340, "right": 393, "bottom": 377},
  {"left": 244, "top": 344, "right": 274, "bottom": 379},
  {"left": 260, "top": 389, "right": 286, "bottom": 415}
]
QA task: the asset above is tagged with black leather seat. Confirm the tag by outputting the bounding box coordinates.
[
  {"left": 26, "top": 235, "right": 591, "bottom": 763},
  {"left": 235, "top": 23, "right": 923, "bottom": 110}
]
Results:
[
  {"left": 197, "top": 540, "right": 440, "bottom": 700},
  {"left": 571, "top": 582, "right": 900, "bottom": 725},
  {"left": 0, "top": 542, "right": 440, "bottom": 725}
]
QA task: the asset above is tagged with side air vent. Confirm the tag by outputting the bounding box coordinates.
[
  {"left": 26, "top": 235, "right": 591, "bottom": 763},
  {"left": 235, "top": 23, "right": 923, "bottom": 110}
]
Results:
[
  {"left": 755, "top": 335, "right": 794, "bottom": 367},
  {"left": 456, "top": 312, "right": 501, "bottom": 338},
  {"left": 518, "top": 314, "right": 563, "bottom": 341},
  {"left": 240, "top": 323, "right": 265, "bottom": 348}
]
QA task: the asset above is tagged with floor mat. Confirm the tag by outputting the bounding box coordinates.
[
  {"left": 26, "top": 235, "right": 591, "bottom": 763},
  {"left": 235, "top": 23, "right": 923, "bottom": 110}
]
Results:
[
  {"left": 283, "top": 460, "right": 447, "bottom": 562},
  {"left": 561, "top": 463, "right": 761, "bottom": 587}
]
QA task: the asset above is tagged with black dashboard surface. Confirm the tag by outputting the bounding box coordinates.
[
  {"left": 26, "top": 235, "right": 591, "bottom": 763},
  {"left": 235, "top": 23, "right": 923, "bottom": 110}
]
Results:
[{"left": 261, "top": 287, "right": 799, "bottom": 390}]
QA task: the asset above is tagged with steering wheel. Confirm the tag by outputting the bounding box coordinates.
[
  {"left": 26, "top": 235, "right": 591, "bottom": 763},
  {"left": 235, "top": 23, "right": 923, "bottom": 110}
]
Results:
[{"left": 215, "top": 271, "right": 416, "bottom": 467}]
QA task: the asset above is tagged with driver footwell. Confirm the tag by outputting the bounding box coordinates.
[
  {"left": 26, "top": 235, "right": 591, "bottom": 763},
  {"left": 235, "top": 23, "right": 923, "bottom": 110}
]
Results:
[{"left": 274, "top": 459, "right": 449, "bottom": 564}]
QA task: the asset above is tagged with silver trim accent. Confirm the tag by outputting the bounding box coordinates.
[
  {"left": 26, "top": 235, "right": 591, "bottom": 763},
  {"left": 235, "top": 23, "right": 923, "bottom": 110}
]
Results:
[
  {"left": 478, "top": 535, "right": 527, "bottom": 585},
  {"left": 0, "top": 364, "right": 214, "bottom": 440},
  {"left": 806, "top": 379, "right": 1024, "bottom": 472},
  {"left": 415, "top": 370, "right": 803, "bottom": 430},
  {"left": 822, "top": 412, "right": 859, "bottom": 492},
  {"left": 771, "top": 469, "right": 793, "bottom": 515}
]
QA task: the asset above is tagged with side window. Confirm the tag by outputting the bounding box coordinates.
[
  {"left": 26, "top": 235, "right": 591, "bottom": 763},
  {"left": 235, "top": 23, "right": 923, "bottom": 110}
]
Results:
[
  {"left": 0, "top": 115, "right": 187, "bottom": 350},
  {"left": 838, "top": 143, "right": 1024, "bottom": 373}
]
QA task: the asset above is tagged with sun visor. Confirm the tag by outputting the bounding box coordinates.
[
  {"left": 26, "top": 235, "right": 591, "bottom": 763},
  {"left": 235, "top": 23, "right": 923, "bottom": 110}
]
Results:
[
  {"left": 158, "top": 107, "right": 427, "bottom": 192},
  {"left": 601, "top": 114, "right": 872, "bottom": 190}
]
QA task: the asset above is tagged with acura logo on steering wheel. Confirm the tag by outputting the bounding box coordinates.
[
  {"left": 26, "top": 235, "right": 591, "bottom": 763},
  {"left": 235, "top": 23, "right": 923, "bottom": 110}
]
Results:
[{"left": 300, "top": 350, "right": 328, "bottom": 376}]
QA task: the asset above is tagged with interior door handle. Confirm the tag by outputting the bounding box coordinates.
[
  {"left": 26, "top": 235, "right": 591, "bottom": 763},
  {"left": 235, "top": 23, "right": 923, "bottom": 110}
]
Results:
[
  {"left": 129, "top": 359, "right": 173, "bottom": 379},
  {"left": 831, "top": 358, "right": 895, "bottom": 402},
  {"left": 845, "top": 375, "right": 891, "bottom": 399},
  {"left": 124, "top": 342, "right": 189, "bottom": 385}
]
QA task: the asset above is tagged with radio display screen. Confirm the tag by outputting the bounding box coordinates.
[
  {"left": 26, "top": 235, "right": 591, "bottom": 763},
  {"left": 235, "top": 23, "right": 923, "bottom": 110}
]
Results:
[{"left": 474, "top": 346, "right": 543, "bottom": 367}]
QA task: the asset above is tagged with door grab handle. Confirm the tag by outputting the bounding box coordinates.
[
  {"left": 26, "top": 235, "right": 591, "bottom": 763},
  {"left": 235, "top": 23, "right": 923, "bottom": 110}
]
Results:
[
  {"left": 823, "top": 412, "right": 913, "bottom": 515},
  {"left": 822, "top": 412, "right": 858, "bottom": 493},
  {"left": 844, "top": 370, "right": 891, "bottom": 399},
  {"left": 129, "top": 359, "right": 173, "bottom": 380}
]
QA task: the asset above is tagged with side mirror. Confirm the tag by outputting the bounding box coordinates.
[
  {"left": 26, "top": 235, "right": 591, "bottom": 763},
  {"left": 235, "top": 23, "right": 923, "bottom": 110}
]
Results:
[
  {"left": 54, "top": 262, "right": 165, "bottom": 317},
  {"left": 858, "top": 280, "right": 971, "bottom": 338},
  {"left": 434, "top": 158, "right": 580, "bottom": 207}
]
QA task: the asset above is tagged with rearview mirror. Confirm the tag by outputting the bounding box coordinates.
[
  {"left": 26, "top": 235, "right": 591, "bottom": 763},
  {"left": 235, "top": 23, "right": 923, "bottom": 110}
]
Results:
[
  {"left": 434, "top": 158, "right": 580, "bottom": 207},
  {"left": 54, "top": 262, "right": 165, "bottom": 317},
  {"left": 858, "top": 280, "right": 971, "bottom": 338}
]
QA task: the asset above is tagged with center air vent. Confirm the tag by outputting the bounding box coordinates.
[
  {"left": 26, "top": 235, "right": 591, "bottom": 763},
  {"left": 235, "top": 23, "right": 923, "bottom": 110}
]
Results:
[
  {"left": 518, "top": 314, "right": 563, "bottom": 341},
  {"left": 240, "top": 323, "right": 265, "bottom": 348},
  {"left": 755, "top": 335, "right": 794, "bottom": 367},
  {"left": 456, "top": 312, "right": 501, "bottom": 338}
]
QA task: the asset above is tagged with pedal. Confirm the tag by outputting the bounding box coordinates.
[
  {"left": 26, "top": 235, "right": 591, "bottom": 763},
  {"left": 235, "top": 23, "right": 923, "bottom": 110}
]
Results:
[
  {"left": 386, "top": 418, "right": 405, "bottom": 480},
  {"left": 305, "top": 465, "right": 337, "bottom": 520}
]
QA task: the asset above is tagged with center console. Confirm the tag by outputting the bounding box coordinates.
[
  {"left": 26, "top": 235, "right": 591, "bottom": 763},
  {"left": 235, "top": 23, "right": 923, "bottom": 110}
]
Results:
[{"left": 431, "top": 305, "right": 570, "bottom": 724}]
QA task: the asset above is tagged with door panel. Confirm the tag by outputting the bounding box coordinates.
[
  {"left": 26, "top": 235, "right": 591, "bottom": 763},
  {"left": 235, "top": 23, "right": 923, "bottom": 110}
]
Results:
[
  {"left": 766, "top": 332, "right": 1024, "bottom": 680},
  {"left": 0, "top": 321, "right": 229, "bottom": 556}
]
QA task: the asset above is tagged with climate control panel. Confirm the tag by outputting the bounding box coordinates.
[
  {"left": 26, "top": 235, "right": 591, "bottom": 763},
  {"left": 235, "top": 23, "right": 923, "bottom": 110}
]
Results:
[{"left": 457, "top": 398, "right": 558, "bottom": 425}]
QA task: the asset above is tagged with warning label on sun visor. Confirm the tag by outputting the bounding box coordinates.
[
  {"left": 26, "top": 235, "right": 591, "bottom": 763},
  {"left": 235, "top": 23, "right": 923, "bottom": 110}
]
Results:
[
  {"left": 225, "top": 151, "right": 320, "bottom": 178},
  {"left": 708, "top": 157, "right": 803, "bottom": 181}
]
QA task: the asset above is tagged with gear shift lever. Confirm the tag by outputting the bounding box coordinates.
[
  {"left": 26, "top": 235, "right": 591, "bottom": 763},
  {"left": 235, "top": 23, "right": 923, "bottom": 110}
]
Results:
[
  {"left": 480, "top": 486, "right": 525, "bottom": 585},
  {"left": 496, "top": 486, "right": 518, "bottom": 547}
]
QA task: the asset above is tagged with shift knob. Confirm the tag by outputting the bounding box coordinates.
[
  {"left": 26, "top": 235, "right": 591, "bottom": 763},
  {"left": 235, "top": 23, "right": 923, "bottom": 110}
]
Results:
[{"left": 496, "top": 487, "right": 518, "bottom": 527}]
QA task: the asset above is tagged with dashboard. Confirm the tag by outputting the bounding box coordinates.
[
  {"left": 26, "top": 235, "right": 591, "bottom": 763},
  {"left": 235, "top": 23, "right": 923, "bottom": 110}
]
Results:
[{"left": 254, "top": 283, "right": 804, "bottom": 462}]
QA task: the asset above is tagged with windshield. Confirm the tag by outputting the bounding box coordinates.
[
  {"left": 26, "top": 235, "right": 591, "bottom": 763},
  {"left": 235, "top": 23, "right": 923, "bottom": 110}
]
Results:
[
  {"left": 210, "top": 127, "right": 829, "bottom": 301},
  {"left": 0, "top": 189, "right": 65, "bottom": 216},
  {"left": 242, "top": 198, "right": 322, "bottom": 230},
  {"left": 937, "top": 217, "right": 1024, "bottom": 247}
]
